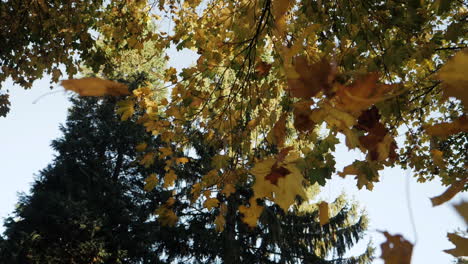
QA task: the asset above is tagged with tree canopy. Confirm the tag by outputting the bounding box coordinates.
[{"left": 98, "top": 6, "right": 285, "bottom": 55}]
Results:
[{"left": 1, "top": 0, "right": 467, "bottom": 263}]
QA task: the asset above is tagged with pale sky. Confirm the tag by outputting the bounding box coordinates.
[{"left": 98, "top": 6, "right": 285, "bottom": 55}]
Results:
[{"left": 0, "top": 47, "right": 465, "bottom": 263}]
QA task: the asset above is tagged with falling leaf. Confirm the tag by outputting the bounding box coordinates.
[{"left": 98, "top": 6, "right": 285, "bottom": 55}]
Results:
[
  {"left": 61, "top": 77, "right": 130, "bottom": 96},
  {"left": 380, "top": 231, "right": 413, "bottom": 264},
  {"left": 425, "top": 115, "right": 468, "bottom": 138},
  {"left": 444, "top": 233, "right": 468, "bottom": 257},
  {"left": 437, "top": 49, "right": 468, "bottom": 108},
  {"left": 204, "top": 198, "right": 220, "bottom": 210},
  {"left": 318, "top": 201, "right": 329, "bottom": 226},
  {"left": 144, "top": 173, "right": 159, "bottom": 192},
  {"left": 334, "top": 73, "right": 395, "bottom": 114},
  {"left": 338, "top": 161, "right": 380, "bottom": 190},
  {"left": 454, "top": 201, "right": 468, "bottom": 223},
  {"left": 431, "top": 177, "right": 467, "bottom": 206},
  {"left": 287, "top": 57, "right": 335, "bottom": 99}
]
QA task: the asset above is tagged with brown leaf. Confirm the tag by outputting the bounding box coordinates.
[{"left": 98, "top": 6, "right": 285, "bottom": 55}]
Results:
[
  {"left": 431, "top": 177, "right": 468, "bottom": 206},
  {"left": 454, "top": 201, "right": 468, "bottom": 224},
  {"left": 437, "top": 49, "right": 468, "bottom": 109},
  {"left": 444, "top": 233, "right": 468, "bottom": 257},
  {"left": 255, "top": 61, "right": 272, "bottom": 77},
  {"left": 318, "top": 201, "right": 329, "bottom": 226},
  {"left": 425, "top": 115, "right": 468, "bottom": 138},
  {"left": 273, "top": 114, "right": 287, "bottom": 147},
  {"left": 277, "top": 146, "right": 294, "bottom": 163},
  {"left": 335, "top": 73, "right": 395, "bottom": 114},
  {"left": 265, "top": 163, "right": 290, "bottom": 185},
  {"left": 380, "top": 231, "right": 413, "bottom": 264},
  {"left": 293, "top": 100, "right": 315, "bottom": 132},
  {"left": 287, "top": 56, "right": 335, "bottom": 99},
  {"left": 61, "top": 77, "right": 130, "bottom": 96}
]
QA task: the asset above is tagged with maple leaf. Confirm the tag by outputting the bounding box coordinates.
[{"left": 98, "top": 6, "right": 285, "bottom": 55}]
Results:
[
  {"left": 287, "top": 56, "right": 335, "bottom": 99},
  {"left": 430, "top": 177, "right": 467, "bottom": 206},
  {"left": 424, "top": 115, "right": 468, "bottom": 138},
  {"left": 135, "top": 142, "right": 147, "bottom": 152},
  {"left": 255, "top": 61, "right": 272, "bottom": 77},
  {"left": 430, "top": 149, "right": 446, "bottom": 169},
  {"left": 214, "top": 214, "right": 226, "bottom": 232},
  {"left": 318, "top": 201, "right": 329, "bottom": 226},
  {"left": 437, "top": 49, "right": 468, "bottom": 108},
  {"left": 116, "top": 99, "right": 135, "bottom": 121},
  {"left": 334, "top": 73, "right": 395, "bottom": 114},
  {"left": 380, "top": 231, "right": 413, "bottom": 264},
  {"left": 61, "top": 77, "right": 130, "bottom": 96},
  {"left": 273, "top": 114, "right": 287, "bottom": 147},
  {"left": 203, "top": 198, "right": 220, "bottom": 210},
  {"left": 139, "top": 152, "right": 155, "bottom": 168},
  {"left": 144, "top": 173, "right": 159, "bottom": 192},
  {"left": 338, "top": 161, "right": 380, "bottom": 190},
  {"left": 293, "top": 100, "right": 315, "bottom": 132},
  {"left": 176, "top": 157, "right": 189, "bottom": 164},
  {"left": 444, "top": 233, "right": 468, "bottom": 257},
  {"left": 163, "top": 170, "right": 177, "bottom": 188},
  {"left": 251, "top": 153, "right": 307, "bottom": 211},
  {"left": 155, "top": 206, "right": 178, "bottom": 227},
  {"left": 221, "top": 184, "right": 236, "bottom": 197},
  {"left": 265, "top": 164, "right": 290, "bottom": 185},
  {"left": 239, "top": 197, "right": 264, "bottom": 228}
]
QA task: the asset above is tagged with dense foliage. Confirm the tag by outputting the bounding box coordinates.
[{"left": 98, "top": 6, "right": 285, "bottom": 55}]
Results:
[{"left": 1, "top": 0, "right": 467, "bottom": 262}]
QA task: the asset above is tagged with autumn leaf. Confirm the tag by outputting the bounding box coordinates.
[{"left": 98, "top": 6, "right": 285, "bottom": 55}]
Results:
[
  {"left": 380, "top": 231, "right": 413, "bottom": 264},
  {"left": 273, "top": 114, "right": 287, "bottom": 147},
  {"left": 214, "top": 214, "right": 226, "bottom": 232},
  {"left": 444, "top": 233, "right": 468, "bottom": 257},
  {"left": 176, "top": 157, "right": 189, "bottom": 164},
  {"left": 203, "top": 198, "right": 220, "bottom": 210},
  {"left": 116, "top": 99, "right": 135, "bottom": 121},
  {"left": 155, "top": 205, "right": 178, "bottom": 227},
  {"left": 293, "top": 100, "right": 315, "bottom": 132},
  {"left": 430, "top": 149, "right": 446, "bottom": 169},
  {"left": 287, "top": 56, "right": 335, "bottom": 99},
  {"left": 221, "top": 184, "right": 236, "bottom": 197},
  {"left": 430, "top": 177, "right": 467, "bottom": 206},
  {"left": 239, "top": 197, "right": 264, "bottom": 228},
  {"left": 139, "top": 152, "right": 155, "bottom": 168},
  {"left": 265, "top": 163, "right": 290, "bottom": 185},
  {"left": 454, "top": 201, "right": 468, "bottom": 223},
  {"left": 255, "top": 61, "right": 272, "bottom": 77},
  {"left": 338, "top": 161, "right": 380, "bottom": 190},
  {"left": 424, "top": 115, "right": 468, "bottom": 138},
  {"left": 135, "top": 142, "right": 147, "bottom": 152},
  {"left": 144, "top": 173, "right": 159, "bottom": 192},
  {"left": 437, "top": 49, "right": 468, "bottom": 108},
  {"left": 318, "top": 201, "right": 329, "bottom": 226},
  {"left": 334, "top": 73, "right": 395, "bottom": 114},
  {"left": 163, "top": 170, "right": 177, "bottom": 188},
  {"left": 61, "top": 77, "right": 130, "bottom": 96}
]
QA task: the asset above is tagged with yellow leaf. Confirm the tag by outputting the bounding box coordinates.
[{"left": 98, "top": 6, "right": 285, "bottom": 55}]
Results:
[
  {"left": 318, "top": 201, "right": 329, "bottom": 226},
  {"left": 135, "top": 142, "right": 147, "bottom": 152},
  {"left": 444, "top": 233, "right": 468, "bottom": 257},
  {"left": 203, "top": 198, "right": 220, "bottom": 210},
  {"left": 159, "top": 147, "right": 173, "bottom": 158},
  {"left": 116, "top": 99, "right": 135, "bottom": 121},
  {"left": 176, "top": 157, "right": 189, "bottom": 164},
  {"left": 144, "top": 173, "right": 158, "bottom": 192},
  {"left": 239, "top": 197, "right": 264, "bottom": 228},
  {"left": 437, "top": 49, "right": 468, "bottom": 108},
  {"left": 139, "top": 152, "right": 155, "bottom": 168},
  {"left": 214, "top": 214, "right": 225, "bottom": 232},
  {"left": 61, "top": 77, "right": 129, "bottom": 96},
  {"left": 431, "top": 177, "right": 467, "bottom": 206},
  {"left": 430, "top": 149, "right": 445, "bottom": 169},
  {"left": 380, "top": 231, "right": 413, "bottom": 264},
  {"left": 221, "top": 184, "right": 236, "bottom": 197},
  {"left": 155, "top": 206, "right": 178, "bottom": 227},
  {"left": 251, "top": 154, "right": 307, "bottom": 211},
  {"left": 163, "top": 170, "right": 177, "bottom": 188}
]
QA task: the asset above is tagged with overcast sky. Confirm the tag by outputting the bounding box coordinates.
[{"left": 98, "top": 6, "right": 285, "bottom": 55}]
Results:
[{"left": 0, "top": 47, "right": 465, "bottom": 264}]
